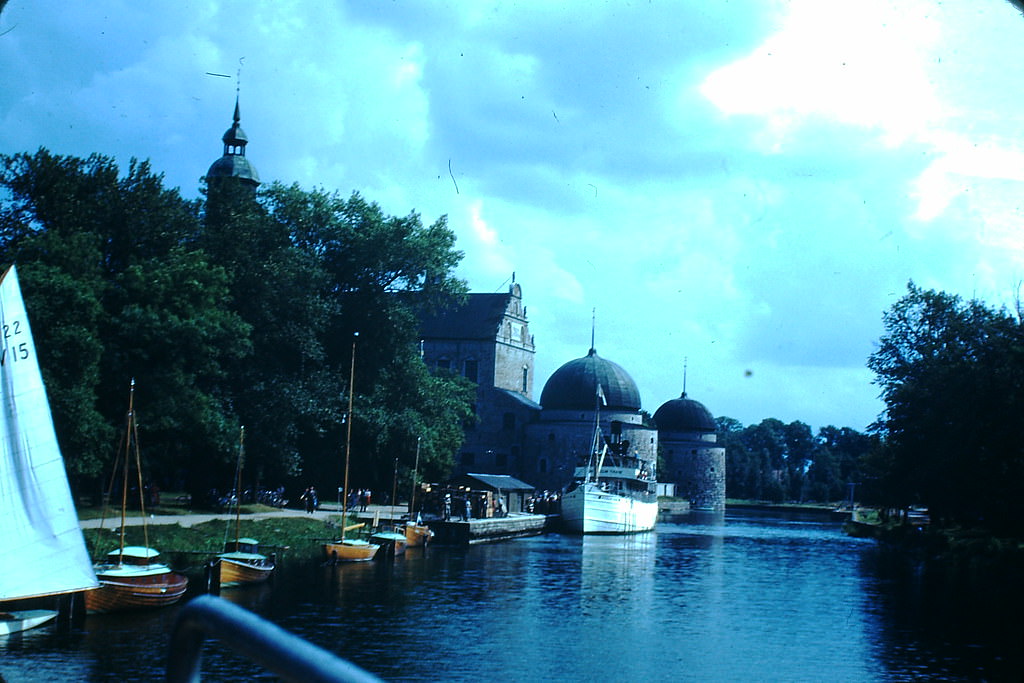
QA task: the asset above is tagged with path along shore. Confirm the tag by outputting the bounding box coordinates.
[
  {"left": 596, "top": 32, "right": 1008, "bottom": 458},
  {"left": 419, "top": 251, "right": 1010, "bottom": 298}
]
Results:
[{"left": 78, "top": 503, "right": 406, "bottom": 529}]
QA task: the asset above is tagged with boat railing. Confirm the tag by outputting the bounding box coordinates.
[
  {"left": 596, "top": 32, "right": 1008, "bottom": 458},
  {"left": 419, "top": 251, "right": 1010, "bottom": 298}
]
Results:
[{"left": 166, "top": 595, "right": 382, "bottom": 683}]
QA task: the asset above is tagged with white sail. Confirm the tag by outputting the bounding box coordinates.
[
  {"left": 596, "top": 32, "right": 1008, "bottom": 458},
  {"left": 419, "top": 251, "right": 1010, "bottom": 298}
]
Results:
[{"left": 0, "top": 265, "right": 98, "bottom": 600}]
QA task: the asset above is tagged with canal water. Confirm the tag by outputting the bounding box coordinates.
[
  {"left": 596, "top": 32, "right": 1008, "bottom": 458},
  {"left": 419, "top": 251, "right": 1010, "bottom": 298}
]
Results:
[{"left": 2, "top": 509, "right": 1021, "bottom": 682}]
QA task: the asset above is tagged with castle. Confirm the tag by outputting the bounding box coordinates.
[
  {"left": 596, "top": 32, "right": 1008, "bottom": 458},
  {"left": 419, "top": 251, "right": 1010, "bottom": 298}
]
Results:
[
  {"left": 207, "top": 97, "right": 725, "bottom": 511},
  {"left": 419, "top": 281, "right": 726, "bottom": 511}
]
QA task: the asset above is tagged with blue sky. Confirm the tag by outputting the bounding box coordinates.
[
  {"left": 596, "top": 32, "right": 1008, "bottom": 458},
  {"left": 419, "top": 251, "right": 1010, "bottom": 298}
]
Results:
[{"left": 3, "top": 1, "right": 1023, "bottom": 432}]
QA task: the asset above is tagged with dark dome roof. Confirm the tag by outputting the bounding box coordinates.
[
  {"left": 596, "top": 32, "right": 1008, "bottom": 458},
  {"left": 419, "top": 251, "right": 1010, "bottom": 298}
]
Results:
[
  {"left": 653, "top": 393, "right": 716, "bottom": 432},
  {"left": 207, "top": 154, "right": 260, "bottom": 185},
  {"left": 540, "top": 348, "right": 641, "bottom": 411},
  {"left": 207, "top": 97, "right": 260, "bottom": 186}
]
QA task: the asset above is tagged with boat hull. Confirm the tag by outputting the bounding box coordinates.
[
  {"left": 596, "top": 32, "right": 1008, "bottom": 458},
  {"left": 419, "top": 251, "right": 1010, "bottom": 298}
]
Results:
[
  {"left": 84, "top": 572, "right": 188, "bottom": 614},
  {"left": 561, "top": 484, "right": 658, "bottom": 534},
  {"left": 323, "top": 540, "right": 380, "bottom": 563},
  {"left": 368, "top": 531, "right": 407, "bottom": 556},
  {"left": 216, "top": 555, "right": 275, "bottom": 587},
  {"left": 404, "top": 523, "right": 434, "bottom": 548},
  {"left": 0, "top": 609, "right": 57, "bottom": 635}
]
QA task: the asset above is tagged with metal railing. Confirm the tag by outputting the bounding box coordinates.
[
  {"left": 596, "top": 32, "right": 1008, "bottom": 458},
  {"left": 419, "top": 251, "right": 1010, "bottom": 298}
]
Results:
[{"left": 166, "top": 595, "right": 382, "bottom": 683}]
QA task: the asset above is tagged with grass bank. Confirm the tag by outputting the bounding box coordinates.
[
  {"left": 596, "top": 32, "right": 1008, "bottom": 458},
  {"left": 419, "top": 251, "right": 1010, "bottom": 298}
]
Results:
[{"left": 82, "top": 515, "right": 350, "bottom": 569}]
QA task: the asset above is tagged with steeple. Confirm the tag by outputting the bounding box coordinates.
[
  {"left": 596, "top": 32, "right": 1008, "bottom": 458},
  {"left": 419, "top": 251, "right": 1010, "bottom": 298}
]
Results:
[{"left": 206, "top": 94, "right": 260, "bottom": 188}]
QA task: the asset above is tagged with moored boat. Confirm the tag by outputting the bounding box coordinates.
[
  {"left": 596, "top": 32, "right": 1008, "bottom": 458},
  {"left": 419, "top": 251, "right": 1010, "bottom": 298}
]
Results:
[
  {"left": 215, "top": 428, "right": 276, "bottom": 587},
  {"left": 322, "top": 334, "right": 381, "bottom": 563},
  {"left": 561, "top": 424, "right": 658, "bottom": 535},
  {"left": 403, "top": 520, "right": 434, "bottom": 548},
  {"left": 369, "top": 527, "right": 408, "bottom": 556},
  {"left": 85, "top": 547, "right": 188, "bottom": 613},
  {"left": 217, "top": 538, "right": 276, "bottom": 587},
  {"left": 88, "top": 381, "right": 188, "bottom": 613},
  {"left": 0, "top": 610, "right": 59, "bottom": 636},
  {"left": 323, "top": 537, "right": 380, "bottom": 563},
  {"left": 0, "top": 265, "right": 99, "bottom": 634}
]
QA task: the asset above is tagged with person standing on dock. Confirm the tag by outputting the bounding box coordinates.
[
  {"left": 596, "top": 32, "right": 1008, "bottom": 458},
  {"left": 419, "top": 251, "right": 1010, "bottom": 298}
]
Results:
[{"left": 464, "top": 496, "right": 472, "bottom": 521}]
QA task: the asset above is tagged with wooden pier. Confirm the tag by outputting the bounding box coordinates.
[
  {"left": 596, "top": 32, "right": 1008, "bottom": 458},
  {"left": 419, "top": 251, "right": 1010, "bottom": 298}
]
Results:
[{"left": 427, "top": 513, "right": 555, "bottom": 545}]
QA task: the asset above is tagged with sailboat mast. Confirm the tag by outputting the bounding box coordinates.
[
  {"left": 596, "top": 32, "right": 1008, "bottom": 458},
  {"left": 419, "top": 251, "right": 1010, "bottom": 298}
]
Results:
[
  {"left": 131, "top": 397, "right": 150, "bottom": 556},
  {"left": 117, "top": 380, "right": 135, "bottom": 561},
  {"left": 341, "top": 333, "right": 357, "bottom": 542},
  {"left": 409, "top": 436, "right": 421, "bottom": 516},
  {"left": 234, "top": 426, "right": 245, "bottom": 547}
]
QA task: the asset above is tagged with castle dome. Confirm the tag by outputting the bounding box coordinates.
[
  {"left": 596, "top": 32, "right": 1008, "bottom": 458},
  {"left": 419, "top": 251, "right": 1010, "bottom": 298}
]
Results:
[
  {"left": 540, "top": 348, "right": 641, "bottom": 411},
  {"left": 653, "top": 393, "right": 716, "bottom": 433}
]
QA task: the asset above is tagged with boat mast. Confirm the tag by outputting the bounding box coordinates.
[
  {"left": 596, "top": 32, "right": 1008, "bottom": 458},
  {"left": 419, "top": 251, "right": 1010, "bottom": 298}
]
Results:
[
  {"left": 409, "top": 436, "right": 421, "bottom": 516},
  {"left": 341, "top": 333, "right": 358, "bottom": 543},
  {"left": 117, "top": 380, "right": 134, "bottom": 562},
  {"left": 233, "top": 426, "right": 245, "bottom": 547}
]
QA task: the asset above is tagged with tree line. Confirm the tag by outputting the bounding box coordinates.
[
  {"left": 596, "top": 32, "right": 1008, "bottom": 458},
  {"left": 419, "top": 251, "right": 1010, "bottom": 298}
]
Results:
[
  {"left": 716, "top": 417, "right": 876, "bottom": 505},
  {"left": 719, "top": 283, "right": 1024, "bottom": 533},
  {"left": 0, "top": 149, "right": 476, "bottom": 502}
]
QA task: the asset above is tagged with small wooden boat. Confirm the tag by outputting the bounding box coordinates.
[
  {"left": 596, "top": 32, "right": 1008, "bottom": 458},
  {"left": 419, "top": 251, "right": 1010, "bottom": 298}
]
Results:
[
  {"left": 403, "top": 521, "right": 434, "bottom": 548},
  {"left": 85, "top": 547, "right": 188, "bottom": 614},
  {"left": 0, "top": 610, "right": 58, "bottom": 636},
  {"left": 215, "top": 428, "right": 276, "bottom": 587},
  {"left": 217, "top": 538, "right": 276, "bottom": 587},
  {"left": 323, "top": 538, "right": 380, "bottom": 563},
  {"left": 369, "top": 528, "right": 407, "bottom": 556},
  {"left": 322, "top": 335, "right": 381, "bottom": 563},
  {"left": 88, "top": 381, "right": 188, "bottom": 614}
]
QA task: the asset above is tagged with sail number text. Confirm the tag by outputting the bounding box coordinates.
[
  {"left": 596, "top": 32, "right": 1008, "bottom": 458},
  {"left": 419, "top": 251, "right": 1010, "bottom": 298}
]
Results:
[{"left": 0, "top": 319, "right": 29, "bottom": 366}]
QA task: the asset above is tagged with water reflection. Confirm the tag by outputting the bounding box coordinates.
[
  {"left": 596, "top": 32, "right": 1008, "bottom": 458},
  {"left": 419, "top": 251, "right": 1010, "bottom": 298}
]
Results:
[{"left": 2, "top": 512, "right": 1022, "bottom": 682}]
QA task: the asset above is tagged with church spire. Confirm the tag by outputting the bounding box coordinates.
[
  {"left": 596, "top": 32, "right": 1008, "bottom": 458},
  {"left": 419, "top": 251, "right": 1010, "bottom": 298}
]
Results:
[{"left": 207, "top": 89, "right": 260, "bottom": 188}]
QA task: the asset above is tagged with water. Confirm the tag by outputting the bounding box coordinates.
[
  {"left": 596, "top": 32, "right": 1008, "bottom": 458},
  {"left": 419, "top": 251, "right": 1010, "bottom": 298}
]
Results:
[{"left": 2, "top": 510, "right": 1020, "bottom": 682}]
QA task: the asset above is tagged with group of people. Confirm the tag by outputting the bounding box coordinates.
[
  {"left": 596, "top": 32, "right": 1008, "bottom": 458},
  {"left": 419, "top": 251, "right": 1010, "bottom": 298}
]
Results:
[
  {"left": 299, "top": 486, "right": 319, "bottom": 513},
  {"left": 346, "top": 488, "right": 372, "bottom": 512}
]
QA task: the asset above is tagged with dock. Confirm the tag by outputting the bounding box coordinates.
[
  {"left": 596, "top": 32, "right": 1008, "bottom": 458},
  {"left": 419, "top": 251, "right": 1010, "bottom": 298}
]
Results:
[{"left": 426, "top": 513, "right": 555, "bottom": 545}]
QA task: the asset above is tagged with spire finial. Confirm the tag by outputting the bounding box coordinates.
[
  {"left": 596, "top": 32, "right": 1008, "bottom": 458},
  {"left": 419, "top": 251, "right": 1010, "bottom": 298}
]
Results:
[
  {"left": 590, "top": 307, "right": 596, "bottom": 353},
  {"left": 233, "top": 58, "right": 243, "bottom": 123},
  {"left": 682, "top": 357, "right": 688, "bottom": 397}
]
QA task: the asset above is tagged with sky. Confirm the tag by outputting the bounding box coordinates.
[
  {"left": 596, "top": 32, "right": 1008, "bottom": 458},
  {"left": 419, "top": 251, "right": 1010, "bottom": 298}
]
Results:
[{"left": 2, "top": 1, "right": 1023, "bottom": 434}]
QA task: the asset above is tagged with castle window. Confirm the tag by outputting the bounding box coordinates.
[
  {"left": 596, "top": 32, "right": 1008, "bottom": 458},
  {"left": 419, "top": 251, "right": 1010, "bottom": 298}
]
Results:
[
  {"left": 502, "top": 412, "right": 515, "bottom": 430},
  {"left": 505, "top": 322, "right": 512, "bottom": 340},
  {"left": 539, "top": 458, "right": 548, "bottom": 473},
  {"left": 463, "top": 359, "right": 478, "bottom": 383},
  {"left": 522, "top": 366, "right": 529, "bottom": 393},
  {"left": 436, "top": 358, "right": 451, "bottom": 371}
]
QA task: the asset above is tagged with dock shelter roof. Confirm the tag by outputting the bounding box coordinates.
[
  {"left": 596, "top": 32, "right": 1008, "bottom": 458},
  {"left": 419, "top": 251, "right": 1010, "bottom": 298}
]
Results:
[{"left": 453, "top": 473, "right": 535, "bottom": 492}]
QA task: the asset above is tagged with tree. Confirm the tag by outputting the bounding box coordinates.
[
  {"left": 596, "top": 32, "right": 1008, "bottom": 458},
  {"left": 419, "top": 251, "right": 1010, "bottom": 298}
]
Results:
[
  {"left": 0, "top": 150, "right": 248, "bottom": 495},
  {"left": 868, "top": 282, "right": 1024, "bottom": 528}
]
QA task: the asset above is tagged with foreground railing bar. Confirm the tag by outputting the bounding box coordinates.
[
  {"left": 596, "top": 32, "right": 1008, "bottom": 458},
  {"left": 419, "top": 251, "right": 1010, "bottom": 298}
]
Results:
[{"left": 166, "top": 595, "right": 382, "bottom": 683}]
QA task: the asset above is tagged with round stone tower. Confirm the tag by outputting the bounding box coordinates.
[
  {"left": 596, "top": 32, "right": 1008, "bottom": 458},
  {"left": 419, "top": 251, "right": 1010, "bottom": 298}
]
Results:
[{"left": 654, "top": 392, "right": 725, "bottom": 511}]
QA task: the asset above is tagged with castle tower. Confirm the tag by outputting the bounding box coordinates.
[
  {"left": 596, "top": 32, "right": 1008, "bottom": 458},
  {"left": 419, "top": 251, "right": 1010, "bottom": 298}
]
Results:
[
  {"left": 206, "top": 95, "right": 260, "bottom": 189},
  {"left": 654, "top": 392, "right": 725, "bottom": 510}
]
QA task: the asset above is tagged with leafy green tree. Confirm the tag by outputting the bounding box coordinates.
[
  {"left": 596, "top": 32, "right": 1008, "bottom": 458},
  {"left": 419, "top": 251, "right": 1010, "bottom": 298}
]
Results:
[
  {"left": 868, "top": 282, "right": 1024, "bottom": 528},
  {"left": 0, "top": 150, "right": 250, "bottom": 495}
]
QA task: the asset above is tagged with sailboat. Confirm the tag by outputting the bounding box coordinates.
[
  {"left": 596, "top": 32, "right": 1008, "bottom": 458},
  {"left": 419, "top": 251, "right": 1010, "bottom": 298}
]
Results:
[
  {"left": 215, "top": 426, "right": 275, "bottom": 587},
  {"left": 0, "top": 264, "right": 99, "bottom": 634},
  {"left": 84, "top": 380, "right": 188, "bottom": 613},
  {"left": 323, "top": 334, "right": 380, "bottom": 563}
]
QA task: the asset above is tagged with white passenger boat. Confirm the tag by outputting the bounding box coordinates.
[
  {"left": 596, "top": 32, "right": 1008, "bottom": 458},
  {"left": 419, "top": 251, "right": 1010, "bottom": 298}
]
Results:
[{"left": 561, "top": 428, "right": 657, "bottom": 534}]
